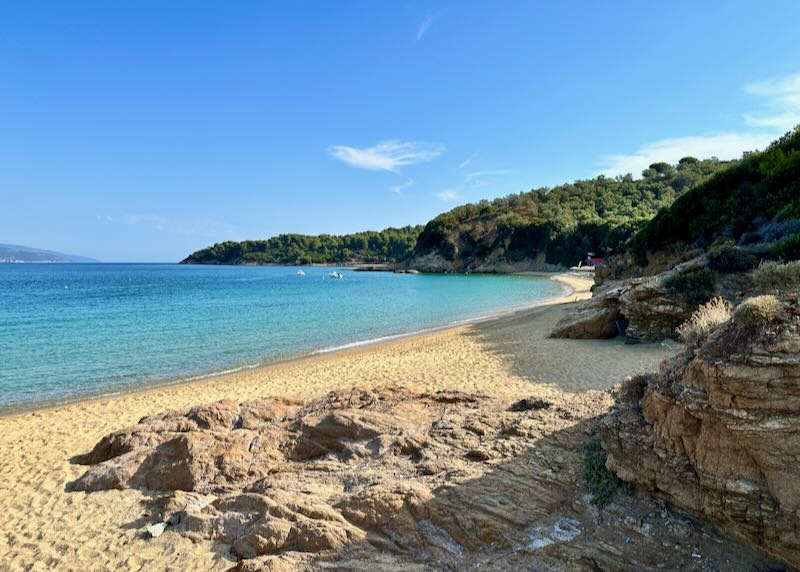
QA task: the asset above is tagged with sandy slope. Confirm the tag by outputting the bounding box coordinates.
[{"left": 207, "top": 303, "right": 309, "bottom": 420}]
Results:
[{"left": 0, "top": 274, "right": 677, "bottom": 571}]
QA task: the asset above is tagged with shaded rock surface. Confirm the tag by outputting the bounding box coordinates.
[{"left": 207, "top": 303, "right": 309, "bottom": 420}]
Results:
[
  {"left": 550, "top": 284, "right": 625, "bottom": 340},
  {"left": 551, "top": 276, "right": 691, "bottom": 343},
  {"left": 70, "top": 386, "right": 786, "bottom": 571},
  {"left": 603, "top": 296, "right": 800, "bottom": 569}
]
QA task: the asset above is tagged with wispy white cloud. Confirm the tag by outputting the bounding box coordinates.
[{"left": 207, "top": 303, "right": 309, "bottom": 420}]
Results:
[
  {"left": 416, "top": 12, "right": 436, "bottom": 41},
  {"left": 434, "top": 164, "right": 511, "bottom": 202},
  {"left": 435, "top": 189, "right": 460, "bottom": 201},
  {"left": 328, "top": 139, "right": 445, "bottom": 173},
  {"left": 599, "top": 71, "right": 800, "bottom": 177},
  {"left": 600, "top": 132, "right": 774, "bottom": 178},
  {"left": 458, "top": 152, "right": 478, "bottom": 169},
  {"left": 390, "top": 178, "right": 414, "bottom": 195},
  {"left": 96, "top": 215, "right": 113, "bottom": 222},
  {"left": 464, "top": 169, "right": 512, "bottom": 183},
  {"left": 743, "top": 73, "right": 800, "bottom": 130}
]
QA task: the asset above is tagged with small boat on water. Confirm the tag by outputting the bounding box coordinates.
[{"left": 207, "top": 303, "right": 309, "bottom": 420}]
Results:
[
  {"left": 296, "top": 269, "right": 305, "bottom": 276},
  {"left": 328, "top": 271, "right": 343, "bottom": 280}
]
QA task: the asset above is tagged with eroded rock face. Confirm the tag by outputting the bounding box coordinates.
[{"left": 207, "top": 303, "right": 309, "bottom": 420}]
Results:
[
  {"left": 407, "top": 251, "right": 455, "bottom": 273},
  {"left": 69, "top": 385, "right": 785, "bottom": 571},
  {"left": 551, "top": 276, "right": 691, "bottom": 343},
  {"left": 617, "top": 276, "right": 691, "bottom": 342},
  {"left": 69, "top": 386, "right": 599, "bottom": 568},
  {"left": 603, "top": 296, "right": 800, "bottom": 568}
]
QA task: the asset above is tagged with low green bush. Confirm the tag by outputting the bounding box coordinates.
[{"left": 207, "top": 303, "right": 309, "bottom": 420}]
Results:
[
  {"left": 774, "top": 232, "right": 800, "bottom": 261},
  {"left": 707, "top": 245, "right": 759, "bottom": 273},
  {"left": 664, "top": 267, "right": 718, "bottom": 306},
  {"left": 752, "top": 261, "right": 800, "bottom": 291},
  {"left": 583, "top": 439, "right": 621, "bottom": 507}
]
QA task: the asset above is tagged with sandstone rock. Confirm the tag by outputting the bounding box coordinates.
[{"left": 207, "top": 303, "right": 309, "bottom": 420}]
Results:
[
  {"left": 291, "top": 411, "right": 398, "bottom": 461},
  {"left": 550, "top": 297, "right": 622, "bottom": 339},
  {"left": 551, "top": 276, "right": 692, "bottom": 343},
  {"left": 603, "top": 296, "right": 800, "bottom": 568},
  {"left": 230, "top": 554, "right": 305, "bottom": 572},
  {"left": 618, "top": 276, "right": 691, "bottom": 342},
  {"left": 69, "top": 385, "right": 783, "bottom": 571},
  {"left": 407, "top": 251, "right": 454, "bottom": 273}
]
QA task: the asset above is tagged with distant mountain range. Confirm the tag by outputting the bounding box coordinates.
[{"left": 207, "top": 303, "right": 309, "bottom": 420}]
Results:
[{"left": 0, "top": 244, "right": 98, "bottom": 263}]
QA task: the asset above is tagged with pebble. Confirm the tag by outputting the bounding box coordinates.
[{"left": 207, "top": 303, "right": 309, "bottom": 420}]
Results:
[{"left": 147, "top": 522, "right": 167, "bottom": 539}]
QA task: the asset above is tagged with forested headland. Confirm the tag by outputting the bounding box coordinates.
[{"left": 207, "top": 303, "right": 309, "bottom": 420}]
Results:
[{"left": 183, "top": 155, "right": 731, "bottom": 269}]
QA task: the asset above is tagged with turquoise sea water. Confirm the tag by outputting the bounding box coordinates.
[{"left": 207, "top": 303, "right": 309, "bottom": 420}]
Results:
[{"left": 0, "top": 264, "right": 565, "bottom": 409}]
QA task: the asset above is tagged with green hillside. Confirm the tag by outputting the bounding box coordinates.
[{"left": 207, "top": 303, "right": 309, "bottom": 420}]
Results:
[
  {"left": 410, "top": 158, "right": 733, "bottom": 271},
  {"left": 627, "top": 127, "right": 800, "bottom": 268},
  {"left": 181, "top": 226, "right": 422, "bottom": 265}
]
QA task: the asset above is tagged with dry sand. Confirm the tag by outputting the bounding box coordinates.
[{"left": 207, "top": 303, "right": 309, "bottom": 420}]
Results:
[{"left": 0, "top": 274, "right": 678, "bottom": 571}]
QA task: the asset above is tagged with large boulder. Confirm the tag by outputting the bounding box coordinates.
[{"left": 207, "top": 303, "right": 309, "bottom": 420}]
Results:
[{"left": 603, "top": 295, "right": 800, "bottom": 568}]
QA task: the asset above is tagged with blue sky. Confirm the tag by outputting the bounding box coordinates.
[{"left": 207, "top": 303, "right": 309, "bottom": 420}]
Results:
[{"left": 2, "top": 1, "right": 800, "bottom": 262}]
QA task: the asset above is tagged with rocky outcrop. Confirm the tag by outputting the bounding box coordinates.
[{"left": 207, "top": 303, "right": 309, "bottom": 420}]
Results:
[
  {"left": 551, "top": 284, "right": 624, "bottom": 339},
  {"left": 551, "top": 276, "right": 691, "bottom": 343},
  {"left": 603, "top": 295, "right": 800, "bottom": 568},
  {"left": 69, "top": 385, "right": 784, "bottom": 570},
  {"left": 617, "top": 276, "right": 691, "bottom": 342},
  {"left": 408, "top": 251, "right": 562, "bottom": 274},
  {"left": 407, "top": 251, "right": 454, "bottom": 273},
  {"left": 69, "top": 386, "right": 598, "bottom": 569}
]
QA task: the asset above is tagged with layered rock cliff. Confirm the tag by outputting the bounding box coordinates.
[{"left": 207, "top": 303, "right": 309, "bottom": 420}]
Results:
[{"left": 602, "top": 294, "right": 800, "bottom": 568}]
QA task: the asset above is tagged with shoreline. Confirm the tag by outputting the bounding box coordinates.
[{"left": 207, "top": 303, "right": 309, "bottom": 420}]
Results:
[
  {"left": 1, "top": 271, "right": 681, "bottom": 572},
  {"left": 0, "top": 273, "right": 591, "bottom": 419}
]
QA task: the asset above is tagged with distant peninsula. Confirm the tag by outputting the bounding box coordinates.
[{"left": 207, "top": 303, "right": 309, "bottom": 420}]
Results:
[
  {"left": 0, "top": 244, "right": 99, "bottom": 263},
  {"left": 181, "top": 226, "right": 422, "bottom": 266}
]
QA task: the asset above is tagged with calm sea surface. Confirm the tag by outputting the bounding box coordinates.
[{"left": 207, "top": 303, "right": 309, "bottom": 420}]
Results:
[{"left": 0, "top": 264, "right": 565, "bottom": 409}]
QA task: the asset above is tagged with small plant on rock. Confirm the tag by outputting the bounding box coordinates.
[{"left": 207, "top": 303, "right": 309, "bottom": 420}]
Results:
[
  {"left": 583, "top": 439, "right": 621, "bottom": 507},
  {"left": 734, "top": 295, "right": 784, "bottom": 329}
]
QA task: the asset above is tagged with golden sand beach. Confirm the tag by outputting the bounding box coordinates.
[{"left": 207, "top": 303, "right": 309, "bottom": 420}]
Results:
[{"left": 0, "top": 275, "right": 678, "bottom": 571}]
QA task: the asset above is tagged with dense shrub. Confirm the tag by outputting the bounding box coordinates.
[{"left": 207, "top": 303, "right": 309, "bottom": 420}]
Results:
[
  {"left": 707, "top": 245, "right": 759, "bottom": 273},
  {"left": 752, "top": 261, "right": 800, "bottom": 291},
  {"left": 183, "top": 226, "right": 422, "bottom": 265},
  {"left": 664, "top": 268, "right": 718, "bottom": 305},
  {"left": 413, "top": 157, "right": 733, "bottom": 268},
  {"left": 774, "top": 232, "right": 800, "bottom": 261},
  {"left": 630, "top": 127, "right": 800, "bottom": 263},
  {"left": 676, "top": 297, "right": 731, "bottom": 347},
  {"left": 734, "top": 295, "right": 784, "bottom": 328}
]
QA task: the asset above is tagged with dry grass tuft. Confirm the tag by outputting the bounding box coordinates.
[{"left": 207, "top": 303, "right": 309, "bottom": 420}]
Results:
[
  {"left": 676, "top": 297, "right": 731, "bottom": 346},
  {"left": 734, "top": 295, "right": 784, "bottom": 329}
]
